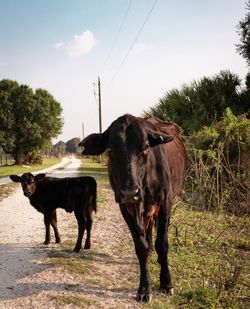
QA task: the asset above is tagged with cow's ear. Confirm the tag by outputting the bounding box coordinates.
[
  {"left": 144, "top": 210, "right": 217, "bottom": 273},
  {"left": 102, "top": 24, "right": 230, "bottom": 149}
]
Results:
[
  {"left": 148, "top": 131, "right": 174, "bottom": 147},
  {"left": 35, "top": 173, "right": 46, "bottom": 182},
  {"left": 10, "top": 175, "right": 21, "bottom": 182},
  {"left": 79, "top": 131, "right": 109, "bottom": 155}
]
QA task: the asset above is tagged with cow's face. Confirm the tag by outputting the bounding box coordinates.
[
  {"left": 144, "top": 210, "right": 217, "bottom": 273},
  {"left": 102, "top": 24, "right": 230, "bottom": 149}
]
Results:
[
  {"left": 10, "top": 173, "right": 46, "bottom": 198},
  {"left": 79, "top": 115, "right": 173, "bottom": 204}
]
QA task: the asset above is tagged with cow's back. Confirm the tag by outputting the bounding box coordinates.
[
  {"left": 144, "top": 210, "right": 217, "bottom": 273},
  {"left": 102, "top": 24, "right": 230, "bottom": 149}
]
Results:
[{"left": 146, "top": 116, "right": 188, "bottom": 197}]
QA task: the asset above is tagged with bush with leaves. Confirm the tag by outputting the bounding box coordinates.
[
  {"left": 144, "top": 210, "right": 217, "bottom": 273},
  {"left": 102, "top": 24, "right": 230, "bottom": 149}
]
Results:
[{"left": 186, "top": 108, "right": 249, "bottom": 214}]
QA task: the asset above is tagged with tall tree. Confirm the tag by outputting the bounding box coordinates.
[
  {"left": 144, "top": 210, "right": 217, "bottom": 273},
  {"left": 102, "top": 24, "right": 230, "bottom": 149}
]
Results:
[
  {"left": 236, "top": 0, "right": 250, "bottom": 113},
  {"left": 0, "top": 79, "right": 63, "bottom": 164},
  {"left": 236, "top": 0, "right": 250, "bottom": 67},
  {"left": 52, "top": 141, "right": 66, "bottom": 157}
]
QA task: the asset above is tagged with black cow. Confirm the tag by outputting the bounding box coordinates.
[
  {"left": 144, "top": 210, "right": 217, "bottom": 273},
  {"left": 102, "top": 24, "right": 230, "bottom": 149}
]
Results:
[
  {"left": 10, "top": 173, "right": 97, "bottom": 252},
  {"left": 79, "top": 114, "right": 187, "bottom": 302}
]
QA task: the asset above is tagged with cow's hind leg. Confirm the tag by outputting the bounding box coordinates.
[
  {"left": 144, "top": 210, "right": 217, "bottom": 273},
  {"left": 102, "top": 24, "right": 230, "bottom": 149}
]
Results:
[
  {"left": 120, "top": 205, "right": 152, "bottom": 302},
  {"left": 84, "top": 205, "right": 93, "bottom": 249},
  {"left": 73, "top": 207, "right": 86, "bottom": 253},
  {"left": 51, "top": 210, "right": 61, "bottom": 243},
  {"left": 155, "top": 207, "right": 173, "bottom": 294},
  {"left": 44, "top": 212, "right": 52, "bottom": 244}
]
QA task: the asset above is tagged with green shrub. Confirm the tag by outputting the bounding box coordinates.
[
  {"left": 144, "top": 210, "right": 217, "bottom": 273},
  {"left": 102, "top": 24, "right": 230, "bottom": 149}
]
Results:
[{"left": 185, "top": 108, "right": 250, "bottom": 214}]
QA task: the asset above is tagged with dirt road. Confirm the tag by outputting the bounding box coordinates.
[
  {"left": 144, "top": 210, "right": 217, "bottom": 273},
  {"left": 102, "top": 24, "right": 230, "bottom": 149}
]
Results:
[{"left": 0, "top": 158, "right": 141, "bottom": 308}]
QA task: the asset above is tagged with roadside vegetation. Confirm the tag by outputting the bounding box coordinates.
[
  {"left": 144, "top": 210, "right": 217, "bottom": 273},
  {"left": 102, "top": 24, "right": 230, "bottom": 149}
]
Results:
[{"left": 0, "top": 157, "right": 61, "bottom": 178}]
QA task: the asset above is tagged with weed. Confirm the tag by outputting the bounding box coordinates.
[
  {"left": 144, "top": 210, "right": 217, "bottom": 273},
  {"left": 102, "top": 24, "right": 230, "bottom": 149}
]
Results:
[{"left": 50, "top": 294, "right": 96, "bottom": 307}]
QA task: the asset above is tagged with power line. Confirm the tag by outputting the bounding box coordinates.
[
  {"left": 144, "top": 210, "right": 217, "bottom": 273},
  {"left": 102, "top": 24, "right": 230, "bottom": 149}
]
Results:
[
  {"left": 107, "top": 0, "right": 159, "bottom": 87},
  {"left": 104, "top": 0, "right": 133, "bottom": 67}
]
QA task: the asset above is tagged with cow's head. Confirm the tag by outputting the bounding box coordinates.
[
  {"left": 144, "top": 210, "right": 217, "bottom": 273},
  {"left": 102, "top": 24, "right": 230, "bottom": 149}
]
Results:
[
  {"left": 10, "top": 173, "right": 46, "bottom": 198},
  {"left": 79, "top": 114, "right": 173, "bottom": 204}
]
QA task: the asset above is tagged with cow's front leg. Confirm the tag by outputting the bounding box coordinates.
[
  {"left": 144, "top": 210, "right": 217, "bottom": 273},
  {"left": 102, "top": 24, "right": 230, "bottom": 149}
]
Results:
[
  {"left": 120, "top": 205, "right": 151, "bottom": 302},
  {"left": 51, "top": 210, "right": 61, "bottom": 243},
  {"left": 155, "top": 206, "right": 173, "bottom": 294},
  {"left": 146, "top": 219, "right": 154, "bottom": 255},
  {"left": 43, "top": 211, "right": 52, "bottom": 244}
]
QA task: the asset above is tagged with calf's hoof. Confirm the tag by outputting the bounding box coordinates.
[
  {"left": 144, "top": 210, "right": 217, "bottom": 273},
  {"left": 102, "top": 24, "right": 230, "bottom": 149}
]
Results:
[
  {"left": 55, "top": 238, "right": 61, "bottom": 244},
  {"left": 136, "top": 292, "right": 152, "bottom": 303},
  {"left": 44, "top": 240, "right": 50, "bottom": 245},
  {"left": 84, "top": 243, "right": 91, "bottom": 249},
  {"left": 73, "top": 247, "right": 81, "bottom": 253}
]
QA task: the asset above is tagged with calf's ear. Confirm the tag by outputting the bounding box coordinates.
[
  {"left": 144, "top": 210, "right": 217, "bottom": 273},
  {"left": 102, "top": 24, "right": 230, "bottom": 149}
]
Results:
[
  {"left": 148, "top": 131, "right": 174, "bottom": 147},
  {"left": 10, "top": 175, "right": 21, "bottom": 182},
  {"left": 35, "top": 173, "right": 46, "bottom": 182},
  {"left": 79, "top": 132, "right": 109, "bottom": 155}
]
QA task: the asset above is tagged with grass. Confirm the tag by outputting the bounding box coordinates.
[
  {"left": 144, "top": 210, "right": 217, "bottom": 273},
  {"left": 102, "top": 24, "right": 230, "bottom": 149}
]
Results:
[
  {"left": 77, "top": 158, "right": 109, "bottom": 185},
  {"left": 148, "top": 202, "right": 250, "bottom": 308},
  {"left": 47, "top": 252, "right": 92, "bottom": 276},
  {"left": 0, "top": 157, "right": 61, "bottom": 178},
  {"left": 50, "top": 294, "right": 96, "bottom": 307}
]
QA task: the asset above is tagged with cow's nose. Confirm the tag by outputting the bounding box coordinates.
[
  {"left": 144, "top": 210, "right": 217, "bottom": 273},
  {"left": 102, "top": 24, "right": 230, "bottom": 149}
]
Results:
[
  {"left": 119, "top": 187, "right": 141, "bottom": 204},
  {"left": 24, "top": 190, "right": 32, "bottom": 197}
]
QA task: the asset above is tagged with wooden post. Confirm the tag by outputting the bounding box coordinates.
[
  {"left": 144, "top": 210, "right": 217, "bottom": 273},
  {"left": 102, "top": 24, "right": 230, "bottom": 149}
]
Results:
[{"left": 98, "top": 76, "right": 103, "bottom": 164}]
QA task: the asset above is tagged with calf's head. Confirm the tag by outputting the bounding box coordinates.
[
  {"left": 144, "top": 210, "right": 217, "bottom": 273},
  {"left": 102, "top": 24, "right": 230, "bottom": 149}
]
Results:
[
  {"left": 79, "top": 114, "right": 173, "bottom": 204},
  {"left": 10, "top": 173, "right": 46, "bottom": 198}
]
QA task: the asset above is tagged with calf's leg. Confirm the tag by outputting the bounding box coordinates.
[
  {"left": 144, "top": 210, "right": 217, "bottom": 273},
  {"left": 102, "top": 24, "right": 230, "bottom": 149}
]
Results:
[
  {"left": 84, "top": 207, "right": 93, "bottom": 249},
  {"left": 73, "top": 209, "right": 86, "bottom": 253},
  {"left": 51, "top": 210, "right": 61, "bottom": 243},
  {"left": 43, "top": 212, "right": 52, "bottom": 244},
  {"left": 120, "top": 205, "right": 152, "bottom": 302}
]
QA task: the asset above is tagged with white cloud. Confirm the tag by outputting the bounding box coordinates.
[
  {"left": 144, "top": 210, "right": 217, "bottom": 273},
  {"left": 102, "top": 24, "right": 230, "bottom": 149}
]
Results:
[
  {"left": 54, "top": 30, "right": 96, "bottom": 58},
  {"left": 131, "top": 43, "right": 152, "bottom": 55},
  {"left": 54, "top": 42, "right": 64, "bottom": 49}
]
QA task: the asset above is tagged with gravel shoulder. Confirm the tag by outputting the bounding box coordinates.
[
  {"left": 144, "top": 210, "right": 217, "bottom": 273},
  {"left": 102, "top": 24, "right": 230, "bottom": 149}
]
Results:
[{"left": 0, "top": 158, "right": 141, "bottom": 308}]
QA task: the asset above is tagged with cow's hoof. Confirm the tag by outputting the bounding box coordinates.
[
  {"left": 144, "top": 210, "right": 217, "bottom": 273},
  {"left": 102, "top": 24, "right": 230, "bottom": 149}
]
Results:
[
  {"left": 160, "top": 287, "right": 174, "bottom": 295},
  {"left": 56, "top": 238, "right": 61, "bottom": 244},
  {"left": 44, "top": 240, "right": 50, "bottom": 245},
  {"left": 136, "top": 292, "right": 152, "bottom": 303},
  {"left": 84, "top": 243, "right": 90, "bottom": 249},
  {"left": 73, "top": 247, "right": 81, "bottom": 253}
]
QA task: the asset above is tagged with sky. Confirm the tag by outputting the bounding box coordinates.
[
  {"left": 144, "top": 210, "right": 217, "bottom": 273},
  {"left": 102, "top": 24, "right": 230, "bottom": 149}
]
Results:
[{"left": 0, "top": 0, "right": 248, "bottom": 143}]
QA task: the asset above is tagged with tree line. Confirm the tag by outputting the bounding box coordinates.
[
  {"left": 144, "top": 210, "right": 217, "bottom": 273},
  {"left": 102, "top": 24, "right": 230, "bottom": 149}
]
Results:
[{"left": 51, "top": 138, "right": 81, "bottom": 158}]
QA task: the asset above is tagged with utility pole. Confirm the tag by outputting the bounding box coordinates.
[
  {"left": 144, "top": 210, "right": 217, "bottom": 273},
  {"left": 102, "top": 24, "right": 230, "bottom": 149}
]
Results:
[
  {"left": 98, "top": 76, "right": 102, "bottom": 133},
  {"left": 97, "top": 76, "right": 103, "bottom": 163}
]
